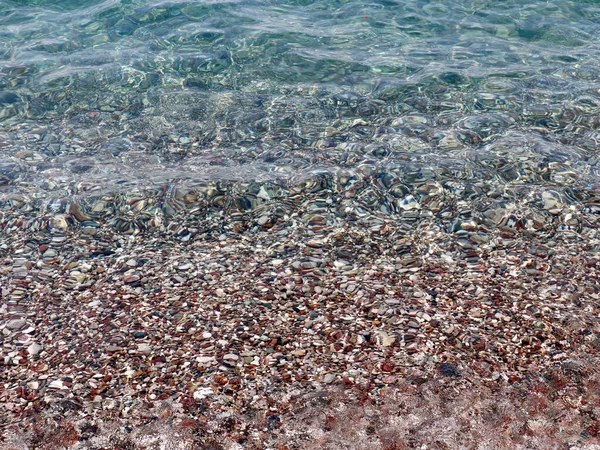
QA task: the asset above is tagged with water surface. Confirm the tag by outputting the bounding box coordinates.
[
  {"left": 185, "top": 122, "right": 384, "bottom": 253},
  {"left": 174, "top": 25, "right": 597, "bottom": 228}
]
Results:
[{"left": 1, "top": 0, "right": 600, "bottom": 226}]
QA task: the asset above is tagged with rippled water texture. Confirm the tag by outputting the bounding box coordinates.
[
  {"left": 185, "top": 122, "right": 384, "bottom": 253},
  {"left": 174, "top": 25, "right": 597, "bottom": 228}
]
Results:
[{"left": 1, "top": 0, "right": 600, "bottom": 227}]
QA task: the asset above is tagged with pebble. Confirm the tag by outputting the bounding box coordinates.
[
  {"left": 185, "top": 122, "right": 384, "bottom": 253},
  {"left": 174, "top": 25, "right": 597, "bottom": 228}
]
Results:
[
  {"left": 196, "top": 356, "right": 216, "bottom": 365},
  {"left": 48, "top": 380, "right": 66, "bottom": 389},
  {"left": 13, "top": 258, "right": 27, "bottom": 267},
  {"left": 257, "top": 215, "right": 270, "bottom": 225},
  {"left": 223, "top": 354, "right": 239, "bottom": 366},
  {"left": 126, "top": 259, "right": 138, "bottom": 267},
  {"left": 379, "top": 332, "right": 396, "bottom": 347},
  {"left": 27, "top": 342, "right": 42, "bottom": 356},
  {"left": 193, "top": 387, "right": 214, "bottom": 400},
  {"left": 123, "top": 274, "right": 140, "bottom": 284},
  {"left": 106, "top": 345, "right": 124, "bottom": 352},
  {"left": 438, "top": 363, "right": 461, "bottom": 378},
  {"left": 137, "top": 343, "right": 152, "bottom": 354},
  {"left": 6, "top": 319, "right": 26, "bottom": 330},
  {"left": 322, "top": 373, "right": 336, "bottom": 384}
]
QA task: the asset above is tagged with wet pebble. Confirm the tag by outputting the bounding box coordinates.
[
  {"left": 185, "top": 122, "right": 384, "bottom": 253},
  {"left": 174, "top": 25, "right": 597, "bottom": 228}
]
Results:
[
  {"left": 137, "top": 343, "right": 152, "bottom": 354},
  {"left": 123, "top": 274, "right": 140, "bottom": 284},
  {"left": 126, "top": 259, "right": 138, "bottom": 267},
  {"left": 27, "top": 342, "right": 42, "bottom": 356},
  {"left": 322, "top": 373, "right": 336, "bottom": 384},
  {"left": 438, "top": 363, "right": 460, "bottom": 378},
  {"left": 6, "top": 319, "right": 26, "bottom": 331}
]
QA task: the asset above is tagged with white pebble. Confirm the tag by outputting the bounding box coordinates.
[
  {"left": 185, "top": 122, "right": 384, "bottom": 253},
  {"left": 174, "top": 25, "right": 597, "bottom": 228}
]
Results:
[
  {"left": 27, "top": 342, "right": 42, "bottom": 356},
  {"left": 137, "top": 343, "right": 152, "bottom": 354}
]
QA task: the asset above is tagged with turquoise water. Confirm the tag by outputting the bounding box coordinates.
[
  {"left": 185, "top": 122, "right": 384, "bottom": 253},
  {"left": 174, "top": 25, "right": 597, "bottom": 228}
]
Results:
[{"left": 1, "top": 0, "right": 600, "bottom": 224}]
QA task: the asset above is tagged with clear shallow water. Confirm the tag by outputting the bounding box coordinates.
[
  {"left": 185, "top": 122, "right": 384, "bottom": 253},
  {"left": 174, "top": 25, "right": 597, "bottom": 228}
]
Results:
[{"left": 1, "top": 0, "right": 600, "bottom": 225}]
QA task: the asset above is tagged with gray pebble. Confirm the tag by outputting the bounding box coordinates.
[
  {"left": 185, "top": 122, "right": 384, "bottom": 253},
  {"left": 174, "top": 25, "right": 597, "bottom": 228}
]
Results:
[
  {"left": 27, "top": 342, "right": 42, "bottom": 356},
  {"left": 6, "top": 319, "right": 26, "bottom": 330},
  {"left": 137, "top": 343, "right": 152, "bottom": 354},
  {"left": 323, "top": 373, "right": 336, "bottom": 384}
]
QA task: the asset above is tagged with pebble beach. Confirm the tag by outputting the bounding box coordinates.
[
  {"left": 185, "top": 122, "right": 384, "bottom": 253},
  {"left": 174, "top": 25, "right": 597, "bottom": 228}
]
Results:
[
  {"left": 3, "top": 174, "right": 600, "bottom": 448},
  {"left": 3, "top": 0, "right": 600, "bottom": 447}
]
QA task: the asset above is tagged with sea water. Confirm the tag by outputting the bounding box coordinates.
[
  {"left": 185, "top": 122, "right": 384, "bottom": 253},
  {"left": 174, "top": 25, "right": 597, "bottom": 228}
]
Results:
[{"left": 1, "top": 0, "right": 600, "bottom": 225}]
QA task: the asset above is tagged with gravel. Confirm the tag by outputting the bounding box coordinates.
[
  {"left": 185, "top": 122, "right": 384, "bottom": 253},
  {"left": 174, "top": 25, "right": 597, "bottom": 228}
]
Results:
[{"left": 2, "top": 174, "right": 600, "bottom": 446}]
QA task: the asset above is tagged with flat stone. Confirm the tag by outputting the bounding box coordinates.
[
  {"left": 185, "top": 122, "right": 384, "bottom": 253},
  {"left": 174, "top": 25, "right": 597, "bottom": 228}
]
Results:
[
  {"left": 137, "top": 343, "right": 152, "bottom": 354},
  {"left": 307, "top": 240, "right": 323, "bottom": 248},
  {"left": 333, "top": 260, "right": 349, "bottom": 269},
  {"left": 403, "top": 333, "right": 416, "bottom": 342},
  {"left": 69, "top": 272, "right": 87, "bottom": 283},
  {"left": 132, "top": 331, "right": 148, "bottom": 339},
  {"left": 379, "top": 331, "right": 396, "bottom": 347},
  {"left": 126, "top": 259, "right": 138, "bottom": 267},
  {"left": 6, "top": 319, "right": 26, "bottom": 330},
  {"left": 82, "top": 227, "right": 98, "bottom": 236},
  {"left": 105, "top": 345, "right": 124, "bottom": 352},
  {"left": 196, "top": 356, "right": 216, "bottom": 365},
  {"left": 438, "top": 362, "right": 461, "bottom": 378},
  {"left": 323, "top": 373, "right": 336, "bottom": 384},
  {"left": 48, "top": 380, "right": 66, "bottom": 390},
  {"left": 193, "top": 387, "right": 214, "bottom": 400},
  {"left": 123, "top": 274, "right": 140, "bottom": 284},
  {"left": 223, "top": 353, "right": 239, "bottom": 361},
  {"left": 27, "top": 342, "right": 42, "bottom": 356},
  {"left": 13, "top": 258, "right": 27, "bottom": 267},
  {"left": 199, "top": 331, "right": 212, "bottom": 340}
]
